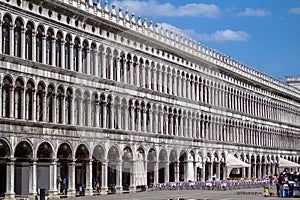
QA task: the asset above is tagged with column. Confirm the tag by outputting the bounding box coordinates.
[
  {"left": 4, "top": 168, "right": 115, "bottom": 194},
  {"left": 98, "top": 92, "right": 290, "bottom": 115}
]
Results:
[
  {"left": 136, "top": 63, "right": 140, "bottom": 86},
  {"left": 117, "top": 105, "right": 121, "bottom": 129},
  {"left": 201, "top": 163, "right": 206, "bottom": 181},
  {"left": 21, "top": 88, "right": 25, "bottom": 120},
  {"left": 29, "top": 159, "right": 37, "bottom": 200},
  {"left": 51, "top": 38, "right": 56, "bottom": 67},
  {"left": 169, "top": 73, "right": 173, "bottom": 95},
  {"left": 86, "top": 48, "right": 91, "bottom": 74},
  {"left": 5, "top": 159, "right": 15, "bottom": 199},
  {"left": 149, "top": 110, "right": 153, "bottom": 133},
  {"left": 78, "top": 47, "right": 82, "bottom": 73},
  {"left": 111, "top": 103, "right": 115, "bottom": 129},
  {"left": 175, "top": 162, "right": 179, "bottom": 182},
  {"left": 101, "top": 52, "right": 106, "bottom": 78},
  {"left": 129, "top": 61, "right": 134, "bottom": 85},
  {"left": 101, "top": 160, "right": 108, "bottom": 194},
  {"left": 48, "top": 159, "right": 58, "bottom": 198},
  {"left": 148, "top": 67, "right": 152, "bottom": 89},
  {"left": 179, "top": 115, "right": 183, "bottom": 136},
  {"left": 174, "top": 115, "right": 178, "bottom": 136},
  {"left": 69, "top": 43, "right": 74, "bottom": 71},
  {"left": 32, "top": 91, "right": 37, "bottom": 121},
  {"left": 143, "top": 109, "right": 147, "bottom": 132},
  {"left": 124, "top": 105, "right": 128, "bottom": 131},
  {"left": 67, "top": 160, "right": 76, "bottom": 197},
  {"left": 182, "top": 77, "right": 186, "bottom": 98},
  {"left": 21, "top": 29, "right": 26, "bottom": 59},
  {"left": 9, "top": 26, "right": 14, "bottom": 56},
  {"left": 153, "top": 68, "right": 157, "bottom": 90},
  {"left": 52, "top": 94, "right": 56, "bottom": 123},
  {"left": 42, "top": 36, "right": 46, "bottom": 64},
  {"left": 85, "top": 160, "right": 93, "bottom": 196},
  {"left": 9, "top": 88, "right": 14, "bottom": 118},
  {"left": 61, "top": 41, "right": 65, "bottom": 69},
  {"left": 102, "top": 102, "right": 106, "bottom": 128},
  {"left": 116, "top": 57, "right": 120, "bottom": 81},
  {"left": 141, "top": 64, "right": 145, "bottom": 88},
  {"left": 173, "top": 75, "right": 177, "bottom": 96},
  {"left": 164, "top": 162, "right": 169, "bottom": 183},
  {"left": 160, "top": 111, "right": 164, "bottom": 134},
  {"left": 94, "top": 50, "right": 99, "bottom": 77},
  {"left": 116, "top": 161, "right": 123, "bottom": 193},
  {"left": 129, "top": 160, "right": 136, "bottom": 192},
  {"left": 154, "top": 161, "right": 159, "bottom": 184},
  {"left": 32, "top": 31, "right": 36, "bottom": 62},
  {"left": 169, "top": 113, "right": 173, "bottom": 135}
]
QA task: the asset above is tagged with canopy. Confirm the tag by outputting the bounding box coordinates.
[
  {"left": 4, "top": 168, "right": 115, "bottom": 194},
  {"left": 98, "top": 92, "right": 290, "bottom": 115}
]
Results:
[
  {"left": 226, "top": 154, "right": 251, "bottom": 168},
  {"left": 226, "top": 154, "right": 251, "bottom": 178},
  {"left": 279, "top": 157, "right": 300, "bottom": 168}
]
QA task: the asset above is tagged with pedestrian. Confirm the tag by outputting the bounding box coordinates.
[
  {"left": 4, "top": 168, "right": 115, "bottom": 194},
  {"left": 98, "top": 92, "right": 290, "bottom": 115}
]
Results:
[
  {"left": 62, "top": 177, "right": 68, "bottom": 195},
  {"left": 57, "top": 175, "right": 61, "bottom": 193}
]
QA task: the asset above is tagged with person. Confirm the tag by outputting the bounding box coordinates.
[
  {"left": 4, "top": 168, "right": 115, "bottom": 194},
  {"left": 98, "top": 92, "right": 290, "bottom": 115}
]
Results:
[
  {"left": 57, "top": 175, "right": 61, "bottom": 193},
  {"left": 62, "top": 177, "right": 68, "bottom": 195}
]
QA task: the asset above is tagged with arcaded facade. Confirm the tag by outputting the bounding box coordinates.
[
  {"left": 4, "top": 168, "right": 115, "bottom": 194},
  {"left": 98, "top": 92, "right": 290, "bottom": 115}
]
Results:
[{"left": 0, "top": 0, "right": 300, "bottom": 199}]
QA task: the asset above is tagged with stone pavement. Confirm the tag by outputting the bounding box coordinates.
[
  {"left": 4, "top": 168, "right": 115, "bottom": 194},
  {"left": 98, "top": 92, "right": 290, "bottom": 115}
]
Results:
[{"left": 64, "top": 186, "right": 291, "bottom": 200}]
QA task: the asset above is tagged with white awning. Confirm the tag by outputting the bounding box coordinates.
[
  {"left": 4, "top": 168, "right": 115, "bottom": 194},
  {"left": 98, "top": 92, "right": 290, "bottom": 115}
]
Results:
[
  {"left": 279, "top": 158, "right": 300, "bottom": 168},
  {"left": 226, "top": 154, "right": 251, "bottom": 178},
  {"left": 226, "top": 154, "right": 251, "bottom": 168}
]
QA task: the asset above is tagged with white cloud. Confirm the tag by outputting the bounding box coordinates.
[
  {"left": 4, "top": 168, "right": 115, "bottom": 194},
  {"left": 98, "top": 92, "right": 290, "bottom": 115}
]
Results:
[
  {"left": 111, "top": 0, "right": 220, "bottom": 18},
  {"left": 238, "top": 8, "right": 271, "bottom": 17},
  {"left": 289, "top": 8, "right": 300, "bottom": 15},
  {"left": 158, "top": 23, "right": 250, "bottom": 42}
]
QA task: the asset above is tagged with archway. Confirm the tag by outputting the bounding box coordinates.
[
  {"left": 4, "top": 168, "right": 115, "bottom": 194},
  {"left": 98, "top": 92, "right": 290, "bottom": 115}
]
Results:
[
  {"left": 75, "top": 144, "right": 89, "bottom": 193},
  {"left": 179, "top": 151, "right": 187, "bottom": 182},
  {"left": 122, "top": 147, "right": 132, "bottom": 190},
  {"left": 147, "top": 148, "right": 156, "bottom": 187},
  {"left": 57, "top": 143, "right": 72, "bottom": 194},
  {"left": 169, "top": 150, "right": 177, "bottom": 182},
  {"left": 37, "top": 142, "right": 53, "bottom": 195},
  {"left": 92, "top": 145, "right": 104, "bottom": 192},
  {"left": 14, "top": 141, "right": 33, "bottom": 195},
  {"left": 107, "top": 146, "right": 119, "bottom": 191},
  {"left": 158, "top": 149, "right": 167, "bottom": 183},
  {"left": 0, "top": 140, "right": 10, "bottom": 196}
]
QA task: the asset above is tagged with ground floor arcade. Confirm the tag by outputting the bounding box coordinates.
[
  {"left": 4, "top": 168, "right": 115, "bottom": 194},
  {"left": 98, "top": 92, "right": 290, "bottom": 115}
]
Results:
[{"left": 0, "top": 135, "right": 298, "bottom": 200}]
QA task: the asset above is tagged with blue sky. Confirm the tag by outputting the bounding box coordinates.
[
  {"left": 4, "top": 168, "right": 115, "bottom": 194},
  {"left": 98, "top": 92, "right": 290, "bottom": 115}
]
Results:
[{"left": 97, "top": 0, "right": 300, "bottom": 81}]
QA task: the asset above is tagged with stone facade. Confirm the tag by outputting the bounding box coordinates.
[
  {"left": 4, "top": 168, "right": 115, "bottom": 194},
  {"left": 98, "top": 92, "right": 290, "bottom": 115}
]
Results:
[{"left": 0, "top": 0, "right": 300, "bottom": 199}]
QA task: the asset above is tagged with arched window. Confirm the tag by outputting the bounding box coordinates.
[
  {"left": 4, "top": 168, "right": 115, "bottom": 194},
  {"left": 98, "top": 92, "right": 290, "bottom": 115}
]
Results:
[
  {"left": 65, "top": 35, "right": 71, "bottom": 70},
  {"left": 99, "top": 95, "right": 104, "bottom": 128},
  {"left": 74, "top": 90, "right": 81, "bottom": 125},
  {"left": 113, "top": 52, "right": 117, "bottom": 81},
  {"left": 91, "top": 93, "right": 97, "bottom": 127},
  {"left": 36, "top": 83, "right": 45, "bottom": 121},
  {"left": 90, "top": 44, "right": 96, "bottom": 75},
  {"left": 14, "top": 19, "right": 22, "bottom": 57},
  {"left": 146, "top": 105, "right": 150, "bottom": 132},
  {"left": 2, "top": 15, "right": 11, "bottom": 55},
  {"left": 82, "top": 41, "right": 88, "bottom": 74},
  {"left": 73, "top": 38, "right": 80, "bottom": 72},
  {"left": 36, "top": 26, "right": 43, "bottom": 63},
  {"left": 120, "top": 53, "right": 125, "bottom": 82},
  {"left": 56, "top": 87, "right": 64, "bottom": 123},
  {"left": 134, "top": 102, "right": 139, "bottom": 131},
  {"left": 106, "top": 97, "right": 112, "bottom": 128},
  {"left": 56, "top": 33, "right": 62, "bottom": 67},
  {"left": 25, "top": 81, "right": 34, "bottom": 120},
  {"left": 46, "top": 85, "right": 54, "bottom": 122},
  {"left": 83, "top": 92, "right": 89, "bottom": 126},
  {"left": 98, "top": 46, "right": 104, "bottom": 77},
  {"left": 46, "top": 30, "right": 53, "bottom": 65},
  {"left": 65, "top": 88, "right": 72, "bottom": 125},
  {"left": 105, "top": 49, "right": 111, "bottom": 79},
  {"left": 14, "top": 79, "right": 23, "bottom": 119},
  {"left": 128, "top": 101, "right": 133, "bottom": 130},
  {"left": 2, "top": 77, "right": 12, "bottom": 117},
  {"left": 133, "top": 56, "right": 137, "bottom": 85},
  {"left": 126, "top": 54, "right": 131, "bottom": 84},
  {"left": 25, "top": 23, "right": 33, "bottom": 60}
]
